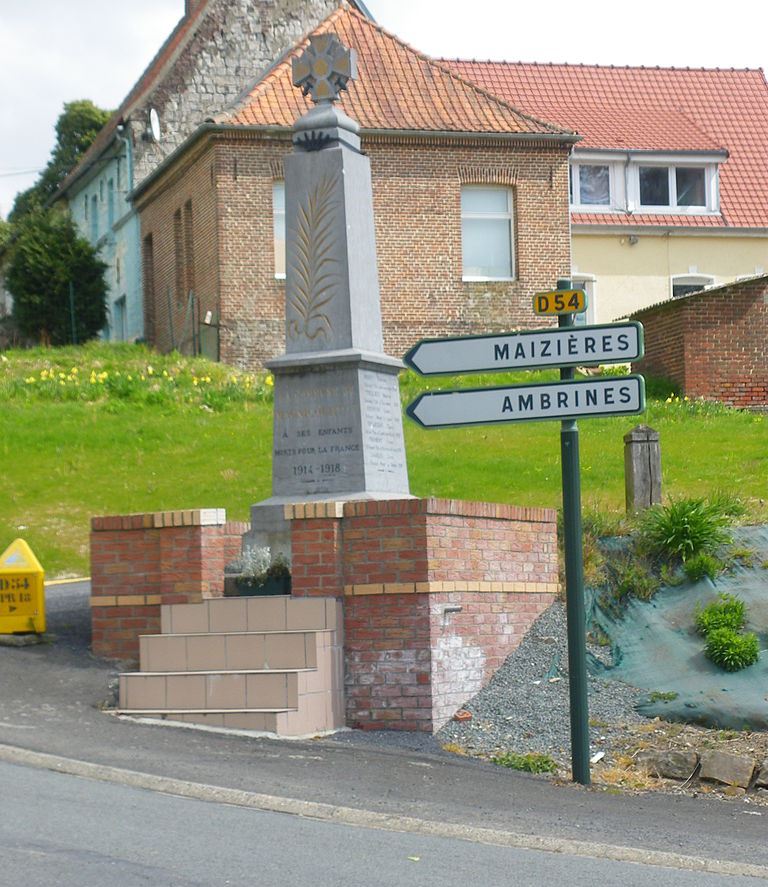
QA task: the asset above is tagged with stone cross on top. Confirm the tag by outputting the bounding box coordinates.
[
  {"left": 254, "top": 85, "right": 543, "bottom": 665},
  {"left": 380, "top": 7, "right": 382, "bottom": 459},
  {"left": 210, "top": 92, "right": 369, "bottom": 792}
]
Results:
[{"left": 292, "top": 34, "right": 358, "bottom": 104}]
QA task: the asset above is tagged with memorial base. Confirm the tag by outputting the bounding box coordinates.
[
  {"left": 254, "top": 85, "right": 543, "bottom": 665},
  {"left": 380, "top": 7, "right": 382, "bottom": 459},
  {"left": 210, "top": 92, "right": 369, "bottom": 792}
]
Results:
[{"left": 286, "top": 497, "right": 559, "bottom": 732}]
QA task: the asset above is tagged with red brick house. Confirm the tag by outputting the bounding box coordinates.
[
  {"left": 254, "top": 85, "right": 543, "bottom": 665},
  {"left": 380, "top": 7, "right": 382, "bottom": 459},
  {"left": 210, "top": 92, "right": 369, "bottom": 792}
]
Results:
[{"left": 133, "top": 5, "right": 576, "bottom": 369}]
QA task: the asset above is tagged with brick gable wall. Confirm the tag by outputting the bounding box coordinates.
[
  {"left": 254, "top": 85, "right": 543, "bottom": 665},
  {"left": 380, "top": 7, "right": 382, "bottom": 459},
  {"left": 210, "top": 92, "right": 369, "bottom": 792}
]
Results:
[
  {"left": 632, "top": 277, "right": 768, "bottom": 409},
  {"left": 138, "top": 131, "right": 570, "bottom": 368}
]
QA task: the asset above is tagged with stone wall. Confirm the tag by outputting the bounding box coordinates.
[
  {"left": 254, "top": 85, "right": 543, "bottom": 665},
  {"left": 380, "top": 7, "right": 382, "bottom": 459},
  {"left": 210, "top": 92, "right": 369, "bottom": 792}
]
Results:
[
  {"left": 127, "top": 0, "right": 344, "bottom": 188},
  {"left": 287, "top": 498, "right": 559, "bottom": 732},
  {"left": 632, "top": 276, "right": 768, "bottom": 410},
  {"left": 90, "top": 509, "right": 248, "bottom": 661},
  {"left": 137, "top": 131, "right": 570, "bottom": 368}
]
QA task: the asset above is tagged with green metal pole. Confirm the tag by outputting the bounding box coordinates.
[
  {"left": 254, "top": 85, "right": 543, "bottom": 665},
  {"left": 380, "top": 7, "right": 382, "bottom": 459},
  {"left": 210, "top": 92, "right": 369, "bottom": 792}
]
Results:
[
  {"left": 69, "top": 281, "right": 77, "bottom": 345},
  {"left": 557, "top": 276, "right": 591, "bottom": 785}
]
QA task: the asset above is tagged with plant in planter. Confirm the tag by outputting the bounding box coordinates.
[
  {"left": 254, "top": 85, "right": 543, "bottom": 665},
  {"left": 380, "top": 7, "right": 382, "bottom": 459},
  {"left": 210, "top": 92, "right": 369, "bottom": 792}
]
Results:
[{"left": 224, "top": 546, "right": 291, "bottom": 596}]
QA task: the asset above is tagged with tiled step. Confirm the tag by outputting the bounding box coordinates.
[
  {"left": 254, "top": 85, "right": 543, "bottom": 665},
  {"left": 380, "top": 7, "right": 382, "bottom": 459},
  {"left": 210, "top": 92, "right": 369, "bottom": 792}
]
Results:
[
  {"left": 118, "top": 594, "right": 345, "bottom": 737},
  {"left": 139, "top": 630, "right": 321, "bottom": 673},
  {"left": 161, "top": 596, "right": 341, "bottom": 635},
  {"left": 120, "top": 670, "right": 300, "bottom": 711},
  {"left": 128, "top": 691, "right": 344, "bottom": 736}
]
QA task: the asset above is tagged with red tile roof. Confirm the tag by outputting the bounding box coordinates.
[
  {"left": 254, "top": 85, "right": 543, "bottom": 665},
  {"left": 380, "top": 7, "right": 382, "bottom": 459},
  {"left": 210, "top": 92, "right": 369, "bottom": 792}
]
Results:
[
  {"left": 218, "top": 6, "right": 573, "bottom": 138},
  {"left": 444, "top": 61, "right": 768, "bottom": 229}
]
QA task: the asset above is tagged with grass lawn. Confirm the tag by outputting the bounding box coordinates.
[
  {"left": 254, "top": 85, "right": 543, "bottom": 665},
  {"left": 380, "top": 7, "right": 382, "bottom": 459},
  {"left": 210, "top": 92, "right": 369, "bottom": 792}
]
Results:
[{"left": 2, "top": 344, "right": 766, "bottom": 577}]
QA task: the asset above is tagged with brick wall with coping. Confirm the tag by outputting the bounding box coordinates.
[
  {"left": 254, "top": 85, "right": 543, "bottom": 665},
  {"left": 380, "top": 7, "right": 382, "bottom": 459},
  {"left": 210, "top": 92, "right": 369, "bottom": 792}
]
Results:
[
  {"left": 631, "top": 275, "right": 768, "bottom": 410},
  {"left": 286, "top": 498, "right": 558, "bottom": 732},
  {"left": 136, "top": 131, "right": 570, "bottom": 369},
  {"left": 90, "top": 509, "right": 248, "bottom": 661}
]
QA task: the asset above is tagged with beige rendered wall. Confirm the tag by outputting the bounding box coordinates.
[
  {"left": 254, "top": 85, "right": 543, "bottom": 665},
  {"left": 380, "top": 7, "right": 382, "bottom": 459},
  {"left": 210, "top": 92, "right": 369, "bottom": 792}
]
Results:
[{"left": 572, "top": 232, "right": 768, "bottom": 322}]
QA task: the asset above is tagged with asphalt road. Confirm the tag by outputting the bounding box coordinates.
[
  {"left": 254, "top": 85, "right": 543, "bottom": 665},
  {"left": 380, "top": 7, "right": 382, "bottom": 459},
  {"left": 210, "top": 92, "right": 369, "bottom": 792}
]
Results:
[
  {"left": 0, "top": 580, "right": 766, "bottom": 881},
  {"left": 1, "top": 760, "right": 758, "bottom": 887}
]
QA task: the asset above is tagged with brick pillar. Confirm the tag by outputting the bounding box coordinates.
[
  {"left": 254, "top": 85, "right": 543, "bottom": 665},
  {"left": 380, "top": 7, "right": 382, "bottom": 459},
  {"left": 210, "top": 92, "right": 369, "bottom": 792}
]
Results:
[
  {"left": 285, "top": 502, "right": 345, "bottom": 597},
  {"left": 90, "top": 509, "right": 248, "bottom": 661},
  {"left": 287, "top": 498, "right": 558, "bottom": 732}
]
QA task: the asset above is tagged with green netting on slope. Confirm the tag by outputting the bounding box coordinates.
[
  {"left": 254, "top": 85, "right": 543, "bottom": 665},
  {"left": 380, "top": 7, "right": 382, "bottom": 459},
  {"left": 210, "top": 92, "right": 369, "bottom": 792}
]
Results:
[{"left": 588, "top": 526, "right": 768, "bottom": 731}]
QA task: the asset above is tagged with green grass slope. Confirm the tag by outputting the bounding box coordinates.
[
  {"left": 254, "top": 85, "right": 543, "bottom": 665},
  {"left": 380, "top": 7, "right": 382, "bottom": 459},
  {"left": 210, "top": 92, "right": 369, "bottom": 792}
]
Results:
[{"left": 2, "top": 343, "right": 766, "bottom": 577}]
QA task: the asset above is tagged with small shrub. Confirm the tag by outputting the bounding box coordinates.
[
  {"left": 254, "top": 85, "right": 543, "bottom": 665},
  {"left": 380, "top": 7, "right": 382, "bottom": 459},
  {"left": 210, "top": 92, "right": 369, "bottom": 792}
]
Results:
[
  {"left": 638, "top": 497, "right": 733, "bottom": 563},
  {"left": 695, "top": 593, "right": 746, "bottom": 636},
  {"left": 659, "top": 563, "right": 684, "bottom": 587},
  {"left": 648, "top": 690, "right": 679, "bottom": 703},
  {"left": 612, "top": 560, "right": 660, "bottom": 603},
  {"left": 683, "top": 552, "right": 724, "bottom": 582},
  {"left": 704, "top": 627, "right": 759, "bottom": 672},
  {"left": 491, "top": 751, "right": 557, "bottom": 774},
  {"left": 225, "top": 547, "right": 290, "bottom": 584}
]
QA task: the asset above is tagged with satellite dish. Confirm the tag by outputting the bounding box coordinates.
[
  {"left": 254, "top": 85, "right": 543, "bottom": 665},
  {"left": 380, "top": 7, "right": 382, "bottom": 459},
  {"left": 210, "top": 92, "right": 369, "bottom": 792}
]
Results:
[{"left": 148, "top": 108, "right": 161, "bottom": 142}]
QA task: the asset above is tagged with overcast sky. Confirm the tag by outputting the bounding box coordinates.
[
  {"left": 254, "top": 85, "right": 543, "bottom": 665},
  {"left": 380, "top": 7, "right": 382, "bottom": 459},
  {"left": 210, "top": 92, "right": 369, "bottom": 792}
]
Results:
[{"left": 1, "top": 0, "right": 765, "bottom": 218}]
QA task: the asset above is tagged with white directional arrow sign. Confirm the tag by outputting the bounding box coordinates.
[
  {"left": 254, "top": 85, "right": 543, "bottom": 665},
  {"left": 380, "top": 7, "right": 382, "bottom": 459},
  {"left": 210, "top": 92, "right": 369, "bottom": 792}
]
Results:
[
  {"left": 406, "top": 375, "right": 646, "bottom": 428},
  {"left": 404, "top": 322, "right": 643, "bottom": 376}
]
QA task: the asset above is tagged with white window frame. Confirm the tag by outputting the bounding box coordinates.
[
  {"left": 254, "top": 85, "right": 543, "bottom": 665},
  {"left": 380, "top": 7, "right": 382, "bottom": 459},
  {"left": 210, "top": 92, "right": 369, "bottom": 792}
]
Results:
[
  {"left": 570, "top": 274, "right": 597, "bottom": 326},
  {"left": 272, "top": 181, "right": 286, "bottom": 280},
  {"left": 461, "top": 185, "right": 515, "bottom": 282},
  {"left": 670, "top": 274, "right": 715, "bottom": 299},
  {"left": 629, "top": 160, "right": 718, "bottom": 214},
  {"left": 570, "top": 163, "right": 617, "bottom": 211}
]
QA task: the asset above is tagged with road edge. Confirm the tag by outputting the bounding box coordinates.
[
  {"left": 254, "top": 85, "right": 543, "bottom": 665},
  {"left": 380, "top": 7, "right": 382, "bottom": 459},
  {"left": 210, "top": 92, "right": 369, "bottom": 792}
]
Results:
[{"left": 1, "top": 742, "right": 766, "bottom": 879}]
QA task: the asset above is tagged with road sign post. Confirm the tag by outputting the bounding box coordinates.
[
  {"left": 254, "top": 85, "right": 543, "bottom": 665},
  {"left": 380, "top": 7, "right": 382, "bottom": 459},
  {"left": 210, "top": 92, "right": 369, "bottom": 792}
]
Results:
[
  {"left": 556, "top": 279, "right": 590, "bottom": 786},
  {"left": 404, "top": 280, "right": 646, "bottom": 785}
]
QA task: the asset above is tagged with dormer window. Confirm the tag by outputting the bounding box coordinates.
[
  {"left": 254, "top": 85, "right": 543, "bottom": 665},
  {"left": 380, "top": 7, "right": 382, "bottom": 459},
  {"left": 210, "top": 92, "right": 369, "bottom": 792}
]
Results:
[
  {"left": 638, "top": 165, "right": 707, "bottom": 210},
  {"left": 570, "top": 153, "right": 721, "bottom": 214},
  {"left": 571, "top": 164, "right": 612, "bottom": 207}
]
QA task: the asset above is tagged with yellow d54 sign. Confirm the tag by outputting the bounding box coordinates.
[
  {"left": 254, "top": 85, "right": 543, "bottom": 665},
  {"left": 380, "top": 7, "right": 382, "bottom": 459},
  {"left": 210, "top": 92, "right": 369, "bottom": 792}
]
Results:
[
  {"left": 0, "top": 539, "right": 45, "bottom": 634},
  {"left": 533, "top": 289, "right": 587, "bottom": 316}
]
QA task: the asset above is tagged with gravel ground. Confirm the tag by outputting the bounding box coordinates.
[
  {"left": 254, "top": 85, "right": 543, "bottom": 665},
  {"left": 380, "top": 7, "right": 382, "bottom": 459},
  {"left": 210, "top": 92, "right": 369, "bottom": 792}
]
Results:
[
  {"left": 328, "top": 601, "right": 647, "bottom": 764},
  {"left": 437, "top": 601, "right": 646, "bottom": 763}
]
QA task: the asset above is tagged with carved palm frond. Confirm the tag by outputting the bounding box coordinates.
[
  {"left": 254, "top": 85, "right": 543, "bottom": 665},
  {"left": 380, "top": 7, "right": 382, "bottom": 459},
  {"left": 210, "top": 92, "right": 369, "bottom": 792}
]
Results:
[{"left": 287, "top": 173, "right": 341, "bottom": 341}]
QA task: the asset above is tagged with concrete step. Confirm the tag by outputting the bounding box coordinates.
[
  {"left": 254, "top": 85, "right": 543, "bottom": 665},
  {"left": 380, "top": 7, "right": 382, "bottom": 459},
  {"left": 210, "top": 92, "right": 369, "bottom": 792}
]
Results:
[
  {"left": 138, "top": 630, "right": 323, "bottom": 673},
  {"left": 160, "top": 596, "right": 341, "bottom": 635}
]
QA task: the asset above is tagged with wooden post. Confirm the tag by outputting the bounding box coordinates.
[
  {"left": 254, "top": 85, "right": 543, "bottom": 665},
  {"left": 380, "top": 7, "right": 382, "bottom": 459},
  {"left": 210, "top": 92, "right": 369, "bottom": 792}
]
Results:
[{"left": 624, "top": 424, "right": 661, "bottom": 512}]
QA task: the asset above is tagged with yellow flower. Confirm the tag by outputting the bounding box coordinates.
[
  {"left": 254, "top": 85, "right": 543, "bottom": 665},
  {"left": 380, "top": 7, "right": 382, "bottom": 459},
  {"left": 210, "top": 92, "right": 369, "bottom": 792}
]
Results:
[
  {"left": 193, "top": 379, "right": 199, "bottom": 386},
  {"left": 147, "top": 365, "right": 154, "bottom": 375},
  {"left": 25, "top": 377, "right": 35, "bottom": 384},
  {"left": 71, "top": 367, "right": 78, "bottom": 374},
  {"left": 265, "top": 374, "right": 274, "bottom": 387}
]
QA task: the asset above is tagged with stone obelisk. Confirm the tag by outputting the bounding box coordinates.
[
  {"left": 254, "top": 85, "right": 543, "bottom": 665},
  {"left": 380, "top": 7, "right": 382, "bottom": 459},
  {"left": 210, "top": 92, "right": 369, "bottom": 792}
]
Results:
[{"left": 247, "top": 33, "right": 410, "bottom": 553}]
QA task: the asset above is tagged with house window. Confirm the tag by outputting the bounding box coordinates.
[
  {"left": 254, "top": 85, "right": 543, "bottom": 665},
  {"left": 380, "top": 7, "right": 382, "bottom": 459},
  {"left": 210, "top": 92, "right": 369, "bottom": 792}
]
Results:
[
  {"left": 114, "top": 296, "right": 127, "bottom": 341},
  {"left": 571, "top": 164, "right": 611, "bottom": 206},
  {"left": 461, "top": 186, "right": 514, "bottom": 280},
  {"left": 638, "top": 165, "right": 707, "bottom": 210},
  {"left": 183, "top": 200, "right": 195, "bottom": 298},
  {"left": 174, "top": 209, "right": 184, "bottom": 304},
  {"left": 273, "top": 181, "right": 286, "bottom": 278},
  {"left": 142, "top": 234, "right": 156, "bottom": 343},
  {"left": 571, "top": 275, "right": 597, "bottom": 326},
  {"left": 90, "top": 195, "right": 98, "bottom": 241},
  {"left": 107, "top": 179, "right": 115, "bottom": 227},
  {"left": 671, "top": 274, "right": 714, "bottom": 298},
  {"left": 83, "top": 194, "right": 88, "bottom": 220}
]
